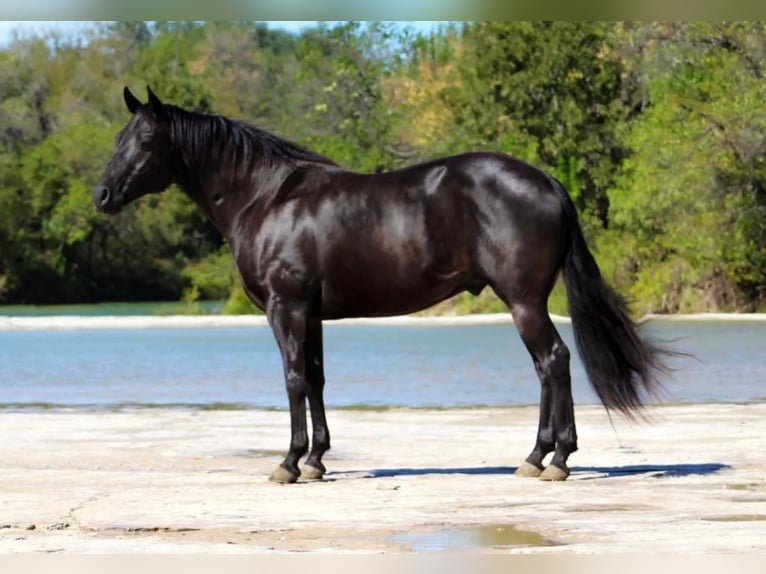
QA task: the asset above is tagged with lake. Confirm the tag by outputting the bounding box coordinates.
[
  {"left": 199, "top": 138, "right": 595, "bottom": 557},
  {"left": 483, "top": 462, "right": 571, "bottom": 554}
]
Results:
[{"left": 0, "top": 318, "right": 764, "bottom": 410}]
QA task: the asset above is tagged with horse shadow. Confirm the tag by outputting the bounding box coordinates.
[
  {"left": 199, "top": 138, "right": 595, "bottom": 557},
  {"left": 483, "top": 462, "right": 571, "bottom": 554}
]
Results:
[{"left": 326, "top": 462, "right": 730, "bottom": 481}]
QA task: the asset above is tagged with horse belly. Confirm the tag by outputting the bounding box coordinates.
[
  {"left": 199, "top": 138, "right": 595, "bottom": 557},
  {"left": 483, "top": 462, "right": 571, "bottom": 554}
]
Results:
[
  {"left": 316, "top": 189, "right": 477, "bottom": 318},
  {"left": 319, "top": 258, "right": 473, "bottom": 319}
]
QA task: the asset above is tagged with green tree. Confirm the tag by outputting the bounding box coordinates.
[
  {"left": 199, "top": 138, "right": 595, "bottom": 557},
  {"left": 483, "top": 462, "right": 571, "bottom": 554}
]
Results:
[
  {"left": 604, "top": 22, "right": 766, "bottom": 312},
  {"left": 1, "top": 21, "right": 764, "bottom": 314},
  {"left": 443, "top": 22, "right": 631, "bottom": 230}
]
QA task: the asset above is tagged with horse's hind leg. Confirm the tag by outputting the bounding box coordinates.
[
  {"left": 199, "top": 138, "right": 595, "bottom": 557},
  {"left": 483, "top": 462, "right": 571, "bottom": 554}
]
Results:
[
  {"left": 510, "top": 302, "right": 577, "bottom": 481},
  {"left": 514, "top": 353, "right": 553, "bottom": 478}
]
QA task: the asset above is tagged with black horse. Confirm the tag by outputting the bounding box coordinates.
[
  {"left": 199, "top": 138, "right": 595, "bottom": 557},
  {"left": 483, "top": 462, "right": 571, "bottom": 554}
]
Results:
[{"left": 93, "top": 87, "right": 670, "bottom": 483}]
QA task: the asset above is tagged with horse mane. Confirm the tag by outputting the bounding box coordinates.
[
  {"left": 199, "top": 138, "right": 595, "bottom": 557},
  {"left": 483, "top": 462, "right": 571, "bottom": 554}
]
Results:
[{"left": 164, "top": 105, "right": 338, "bottom": 169}]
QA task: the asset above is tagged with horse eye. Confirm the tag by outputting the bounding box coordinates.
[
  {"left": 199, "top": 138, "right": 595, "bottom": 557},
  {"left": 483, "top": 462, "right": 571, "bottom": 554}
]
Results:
[{"left": 139, "top": 141, "right": 153, "bottom": 151}]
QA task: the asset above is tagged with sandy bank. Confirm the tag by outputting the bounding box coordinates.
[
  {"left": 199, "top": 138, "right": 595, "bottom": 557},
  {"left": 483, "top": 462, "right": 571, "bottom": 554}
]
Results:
[
  {"left": 1, "top": 403, "right": 765, "bottom": 553},
  {"left": 1, "top": 312, "right": 766, "bottom": 331}
]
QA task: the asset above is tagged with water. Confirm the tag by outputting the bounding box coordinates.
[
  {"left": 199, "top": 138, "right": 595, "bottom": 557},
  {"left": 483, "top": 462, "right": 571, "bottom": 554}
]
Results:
[
  {"left": 0, "top": 320, "right": 764, "bottom": 409},
  {"left": 393, "top": 523, "right": 557, "bottom": 551}
]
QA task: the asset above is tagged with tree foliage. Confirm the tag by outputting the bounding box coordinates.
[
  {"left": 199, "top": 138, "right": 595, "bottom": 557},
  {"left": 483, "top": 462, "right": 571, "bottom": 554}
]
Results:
[
  {"left": 0, "top": 21, "right": 764, "bottom": 313},
  {"left": 603, "top": 22, "right": 766, "bottom": 312}
]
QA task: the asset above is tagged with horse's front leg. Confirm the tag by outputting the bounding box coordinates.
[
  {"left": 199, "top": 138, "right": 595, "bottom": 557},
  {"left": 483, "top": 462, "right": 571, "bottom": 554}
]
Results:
[
  {"left": 266, "top": 296, "right": 310, "bottom": 484},
  {"left": 302, "top": 317, "right": 331, "bottom": 480}
]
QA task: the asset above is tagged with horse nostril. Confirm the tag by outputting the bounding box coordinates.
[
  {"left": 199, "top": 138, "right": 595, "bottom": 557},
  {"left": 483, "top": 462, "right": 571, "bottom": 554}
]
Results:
[{"left": 97, "top": 186, "right": 110, "bottom": 206}]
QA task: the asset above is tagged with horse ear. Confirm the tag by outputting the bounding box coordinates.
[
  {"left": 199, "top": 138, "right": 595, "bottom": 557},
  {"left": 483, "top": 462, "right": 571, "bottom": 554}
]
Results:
[
  {"left": 146, "top": 86, "right": 168, "bottom": 122},
  {"left": 123, "top": 86, "right": 142, "bottom": 114}
]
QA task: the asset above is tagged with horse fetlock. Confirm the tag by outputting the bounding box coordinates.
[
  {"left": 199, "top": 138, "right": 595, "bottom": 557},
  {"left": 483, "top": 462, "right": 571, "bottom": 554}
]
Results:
[{"left": 556, "top": 428, "right": 578, "bottom": 454}]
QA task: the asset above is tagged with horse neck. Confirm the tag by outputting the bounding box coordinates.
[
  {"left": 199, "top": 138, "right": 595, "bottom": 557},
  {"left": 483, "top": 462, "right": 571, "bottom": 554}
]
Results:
[{"left": 168, "top": 112, "right": 295, "bottom": 238}]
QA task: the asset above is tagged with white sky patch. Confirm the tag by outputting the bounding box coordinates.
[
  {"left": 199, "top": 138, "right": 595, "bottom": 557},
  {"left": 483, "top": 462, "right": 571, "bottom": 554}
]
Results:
[
  {"left": 0, "top": 20, "right": 446, "bottom": 47},
  {"left": 0, "top": 21, "right": 97, "bottom": 46}
]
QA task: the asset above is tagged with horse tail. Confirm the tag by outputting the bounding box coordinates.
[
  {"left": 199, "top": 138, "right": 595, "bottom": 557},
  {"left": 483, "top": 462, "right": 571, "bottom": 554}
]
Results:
[{"left": 552, "top": 178, "right": 670, "bottom": 416}]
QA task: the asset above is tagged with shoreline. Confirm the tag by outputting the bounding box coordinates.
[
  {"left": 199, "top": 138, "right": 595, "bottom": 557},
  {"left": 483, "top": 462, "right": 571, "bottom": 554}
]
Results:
[
  {"left": 0, "top": 397, "right": 764, "bottom": 414},
  {"left": 1, "top": 311, "right": 766, "bottom": 331}
]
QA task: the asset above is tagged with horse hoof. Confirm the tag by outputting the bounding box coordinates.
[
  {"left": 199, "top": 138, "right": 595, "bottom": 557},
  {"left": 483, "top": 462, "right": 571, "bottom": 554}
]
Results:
[
  {"left": 302, "top": 464, "right": 325, "bottom": 481},
  {"left": 539, "top": 464, "right": 569, "bottom": 481},
  {"left": 269, "top": 466, "right": 299, "bottom": 484},
  {"left": 515, "top": 462, "right": 543, "bottom": 478}
]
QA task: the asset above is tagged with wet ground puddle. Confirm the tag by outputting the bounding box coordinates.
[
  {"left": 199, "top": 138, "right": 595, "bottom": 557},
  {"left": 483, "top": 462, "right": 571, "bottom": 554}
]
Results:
[{"left": 392, "top": 523, "right": 558, "bottom": 552}]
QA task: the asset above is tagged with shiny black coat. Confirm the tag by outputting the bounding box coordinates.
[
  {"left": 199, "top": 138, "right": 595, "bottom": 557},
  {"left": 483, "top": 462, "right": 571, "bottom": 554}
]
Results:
[{"left": 93, "top": 87, "right": 671, "bottom": 483}]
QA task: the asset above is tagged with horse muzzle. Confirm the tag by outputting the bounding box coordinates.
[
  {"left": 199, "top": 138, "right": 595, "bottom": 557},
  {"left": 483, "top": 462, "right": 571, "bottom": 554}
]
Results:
[{"left": 92, "top": 185, "right": 123, "bottom": 214}]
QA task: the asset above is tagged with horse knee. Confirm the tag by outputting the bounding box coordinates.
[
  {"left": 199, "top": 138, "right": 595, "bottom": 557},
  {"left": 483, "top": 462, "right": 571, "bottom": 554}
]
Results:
[{"left": 285, "top": 373, "right": 306, "bottom": 395}]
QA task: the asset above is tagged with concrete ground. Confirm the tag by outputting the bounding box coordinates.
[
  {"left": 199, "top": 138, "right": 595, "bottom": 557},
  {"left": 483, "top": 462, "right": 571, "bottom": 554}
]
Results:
[{"left": 1, "top": 403, "right": 765, "bottom": 553}]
